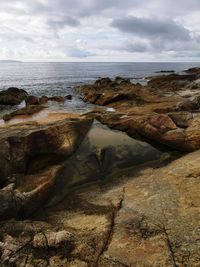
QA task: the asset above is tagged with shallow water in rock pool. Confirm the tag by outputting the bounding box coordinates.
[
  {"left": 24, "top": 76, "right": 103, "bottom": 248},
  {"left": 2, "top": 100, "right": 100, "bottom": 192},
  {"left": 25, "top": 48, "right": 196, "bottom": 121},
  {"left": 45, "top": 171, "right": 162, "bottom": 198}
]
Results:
[{"left": 47, "top": 124, "right": 168, "bottom": 206}]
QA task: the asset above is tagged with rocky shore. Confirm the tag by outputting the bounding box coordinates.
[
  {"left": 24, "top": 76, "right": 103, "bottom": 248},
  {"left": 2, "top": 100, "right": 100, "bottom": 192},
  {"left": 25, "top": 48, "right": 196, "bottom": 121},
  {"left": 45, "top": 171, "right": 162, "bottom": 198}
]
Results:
[{"left": 0, "top": 68, "right": 200, "bottom": 266}]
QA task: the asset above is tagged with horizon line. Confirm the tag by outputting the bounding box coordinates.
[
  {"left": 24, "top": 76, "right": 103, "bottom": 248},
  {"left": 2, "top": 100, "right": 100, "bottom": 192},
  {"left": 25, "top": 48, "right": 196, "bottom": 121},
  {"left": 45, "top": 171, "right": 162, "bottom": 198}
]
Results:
[{"left": 1, "top": 60, "right": 200, "bottom": 64}]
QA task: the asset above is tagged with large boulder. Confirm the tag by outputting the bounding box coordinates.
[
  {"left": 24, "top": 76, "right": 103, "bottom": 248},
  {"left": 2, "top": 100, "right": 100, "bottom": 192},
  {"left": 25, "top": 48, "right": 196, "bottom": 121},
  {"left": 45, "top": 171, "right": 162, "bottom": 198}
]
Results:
[
  {"left": 0, "top": 87, "right": 28, "bottom": 105},
  {"left": 0, "top": 116, "right": 93, "bottom": 183},
  {"left": 0, "top": 114, "right": 93, "bottom": 219}
]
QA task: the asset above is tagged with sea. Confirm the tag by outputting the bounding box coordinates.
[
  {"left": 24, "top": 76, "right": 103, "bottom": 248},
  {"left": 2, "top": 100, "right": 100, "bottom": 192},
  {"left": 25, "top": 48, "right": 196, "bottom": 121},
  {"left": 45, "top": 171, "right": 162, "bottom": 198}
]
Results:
[{"left": 0, "top": 62, "right": 200, "bottom": 114}]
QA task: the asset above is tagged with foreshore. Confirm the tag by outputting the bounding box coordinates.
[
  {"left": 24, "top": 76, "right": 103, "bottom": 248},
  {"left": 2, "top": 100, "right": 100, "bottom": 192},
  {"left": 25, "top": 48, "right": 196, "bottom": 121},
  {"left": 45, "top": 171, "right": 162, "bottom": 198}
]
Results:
[{"left": 0, "top": 67, "right": 200, "bottom": 266}]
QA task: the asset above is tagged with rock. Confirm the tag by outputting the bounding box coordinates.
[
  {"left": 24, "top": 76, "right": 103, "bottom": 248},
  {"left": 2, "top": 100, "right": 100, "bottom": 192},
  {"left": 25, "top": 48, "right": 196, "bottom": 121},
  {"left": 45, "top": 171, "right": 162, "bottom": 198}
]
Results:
[
  {"left": 155, "top": 70, "right": 175, "bottom": 73},
  {"left": 25, "top": 95, "right": 48, "bottom": 106},
  {"left": 168, "top": 112, "right": 193, "bottom": 128},
  {"left": 48, "top": 96, "right": 66, "bottom": 102},
  {"left": 0, "top": 149, "right": 199, "bottom": 266},
  {"left": 115, "top": 76, "right": 130, "bottom": 84},
  {"left": 89, "top": 110, "right": 200, "bottom": 152},
  {"left": 49, "top": 256, "right": 69, "bottom": 267},
  {"left": 147, "top": 73, "right": 197, "bottom": 91},
  {"left": 0, "top": 115, "right": 93, "bottom": 182},
  {"left": 0, "top": 114, "right": 93, "bottom": 219},
  {"left": 94, "top": 77, "right": 112, "bottom": 87},
  {"left": 0, "top": 87, "right": 28, "bottom": 105},
  {"left": 0, "top": 234, "right": 32, "bottom": 264},
  {"left": 178, "top": 99, "right": 199, "bottom": 111},
  {"left": 33, "top": 230, "right": 73, "bottom": 248},
  {"left": 76, "top": 79, "right": 144, "bottom": 107},
  {"left": 3, "top": 105, "right": 46, "bottom": 121},
  {"left": 76, "top": 71, "right": 200, "bottom": 152},
  {"left": 0, "top": 165, "right": 65, "bottom": 219},
  {"left": 65, "top": 94, "right": 72, "bottom": 100},
  {"left": 185, "top": 67, "right": 200, "bottom": 75}
]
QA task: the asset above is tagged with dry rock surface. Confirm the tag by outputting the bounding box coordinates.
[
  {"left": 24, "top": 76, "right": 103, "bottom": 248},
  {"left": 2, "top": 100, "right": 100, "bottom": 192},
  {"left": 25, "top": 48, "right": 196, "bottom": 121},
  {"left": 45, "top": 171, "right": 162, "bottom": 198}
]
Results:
[{"left": 0, "top": 151, "right": 199, "bottom": 266}]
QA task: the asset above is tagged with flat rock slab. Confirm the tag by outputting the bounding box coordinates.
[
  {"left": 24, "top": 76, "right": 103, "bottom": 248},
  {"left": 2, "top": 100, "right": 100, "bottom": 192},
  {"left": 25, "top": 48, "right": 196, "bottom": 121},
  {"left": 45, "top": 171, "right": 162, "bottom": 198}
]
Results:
[{"left": 0, "top": 150, "right": 199, "bottom": 266}]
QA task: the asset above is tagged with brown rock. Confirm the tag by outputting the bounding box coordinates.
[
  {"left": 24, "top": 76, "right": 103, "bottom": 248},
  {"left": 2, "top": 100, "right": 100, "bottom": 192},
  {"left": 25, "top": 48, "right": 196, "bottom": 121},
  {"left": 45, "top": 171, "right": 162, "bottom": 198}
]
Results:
[
  {"left": 0, "top": 87, "right": 28, "bottom": 105},
  {"left": 48, "top": 96, "right": 66, "bottom": 102},
  {"left": 33, "top": 230, "right": 73, "bottom": 248},
  {"left": 0, "top": 115, "right": 93, "bottom": 182},
  {"left": 3, "top": 105, "right": 46, "bottom": 121},
  {"left": 94, "top": 77, "right": 112, "bottom": 87},
  {"left": 168, "top": 112, "right": 193, "bottom": 128},
  {"left": 147, "top": 73, "right": 197, "bottom": 91},
  {"left": 25, "top": 95, "right": 48, "bottom": 106},
  {"left": 90, "top": 110, "right": 200, "bottom": 152},
  {"left": 0, "top": 149, "right": 199, "bottom": 266}
]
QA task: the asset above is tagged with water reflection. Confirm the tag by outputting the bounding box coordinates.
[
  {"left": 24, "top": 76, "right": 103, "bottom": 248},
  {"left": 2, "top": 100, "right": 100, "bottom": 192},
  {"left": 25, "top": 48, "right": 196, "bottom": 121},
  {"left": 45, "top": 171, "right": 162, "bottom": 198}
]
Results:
[{"left": 47, "top": 125, "right": 168, "bottom": 206}]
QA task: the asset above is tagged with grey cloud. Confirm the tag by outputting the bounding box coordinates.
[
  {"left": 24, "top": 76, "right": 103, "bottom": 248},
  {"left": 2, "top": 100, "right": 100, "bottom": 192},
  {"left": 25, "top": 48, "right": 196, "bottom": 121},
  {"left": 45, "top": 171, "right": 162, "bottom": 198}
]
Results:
[
  {"left": 111, "top": 17, "right": 191, "bottom": 41},
  {"left": 120, "top": 41, "right": 150, "bottom": 53},
  {"left": 47, "top": 16, "right": 80, "bottom": 29}
]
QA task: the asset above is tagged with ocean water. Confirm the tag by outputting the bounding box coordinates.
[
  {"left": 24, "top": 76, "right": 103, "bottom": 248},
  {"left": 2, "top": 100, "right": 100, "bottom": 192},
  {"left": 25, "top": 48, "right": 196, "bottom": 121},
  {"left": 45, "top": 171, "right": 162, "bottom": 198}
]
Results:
[{"left": 0, "top": 62, "right": 200, "bottom": 114}]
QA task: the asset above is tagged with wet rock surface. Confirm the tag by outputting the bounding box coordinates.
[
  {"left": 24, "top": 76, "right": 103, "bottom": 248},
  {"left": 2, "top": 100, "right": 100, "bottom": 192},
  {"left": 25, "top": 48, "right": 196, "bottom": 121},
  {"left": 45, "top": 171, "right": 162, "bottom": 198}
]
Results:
[
  {"left": 0, "top": 87, "right": 28, "bottom": 105},
  {"left": 3, "top": 105, "right": 47, "bottom": 121}
]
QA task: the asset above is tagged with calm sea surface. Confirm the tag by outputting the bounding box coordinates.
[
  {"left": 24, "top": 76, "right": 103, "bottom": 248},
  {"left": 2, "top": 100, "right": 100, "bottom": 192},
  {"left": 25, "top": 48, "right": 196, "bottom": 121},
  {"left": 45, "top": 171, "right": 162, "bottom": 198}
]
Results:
[{"left": 0, "top": 62, "right": 200, "bottom": 114}]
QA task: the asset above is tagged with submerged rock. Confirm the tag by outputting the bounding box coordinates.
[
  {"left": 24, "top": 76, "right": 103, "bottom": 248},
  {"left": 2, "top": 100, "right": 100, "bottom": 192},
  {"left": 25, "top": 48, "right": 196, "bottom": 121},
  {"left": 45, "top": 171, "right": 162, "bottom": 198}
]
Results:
[
  {"left": 46, "top": 125, "right": 163, "bottom": 206},
  {"left": 0, "top": 87, "right": 28, "bottom": 105}
]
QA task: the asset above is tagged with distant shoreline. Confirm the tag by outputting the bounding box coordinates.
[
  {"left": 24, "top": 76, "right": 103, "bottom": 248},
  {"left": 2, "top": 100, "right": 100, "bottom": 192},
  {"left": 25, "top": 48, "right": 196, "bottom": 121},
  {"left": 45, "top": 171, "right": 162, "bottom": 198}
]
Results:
[
  {"left": 1, "top": 61, "right": 200, "bottom": 64},
  {"left": 0, "top": 60, "right": 22, "bottom": 63}
]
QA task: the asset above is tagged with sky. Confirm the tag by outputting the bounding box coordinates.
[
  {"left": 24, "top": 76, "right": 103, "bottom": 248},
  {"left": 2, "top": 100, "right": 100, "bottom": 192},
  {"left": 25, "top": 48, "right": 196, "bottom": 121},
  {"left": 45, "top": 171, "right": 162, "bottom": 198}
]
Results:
[{"left": 0, "top": 0, "right": 200, "bottom": 62}]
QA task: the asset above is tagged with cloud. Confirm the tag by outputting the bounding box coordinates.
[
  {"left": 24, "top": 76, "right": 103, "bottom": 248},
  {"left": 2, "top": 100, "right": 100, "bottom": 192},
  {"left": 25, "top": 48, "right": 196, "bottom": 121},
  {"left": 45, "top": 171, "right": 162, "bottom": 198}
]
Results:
[
  {"left": 111, "top": 16, "right": 191, "bottom": 41},
  {"left": 0, "top": 0, "right": 200, "bottom": 61},
  {"left": 68, "top": 48, "right": 95, "bottom": 58},
  {"left": 110, "top": 16, "right": 200, "bottom": 58},
  {"left": 47, "top": 16, "right": 80, "bottom": 29}
]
